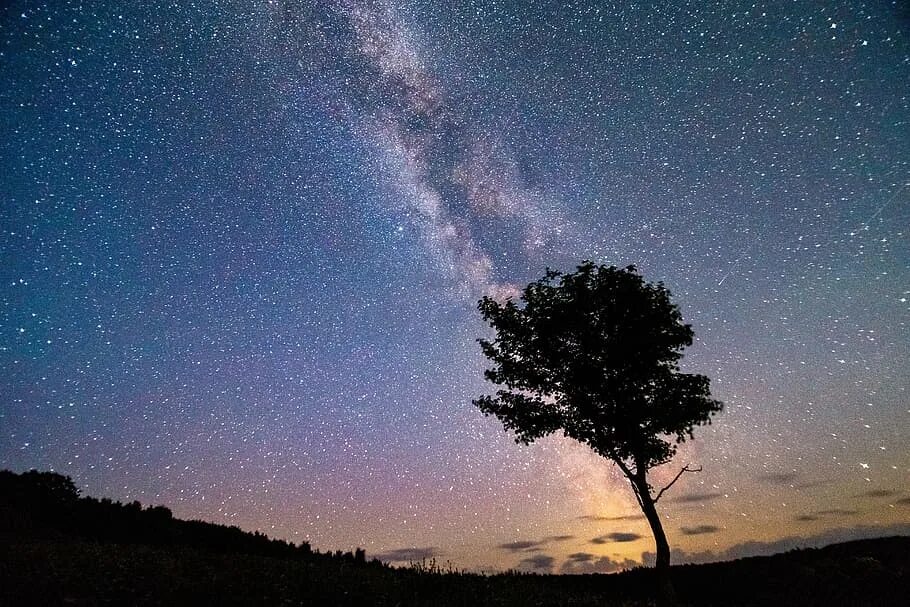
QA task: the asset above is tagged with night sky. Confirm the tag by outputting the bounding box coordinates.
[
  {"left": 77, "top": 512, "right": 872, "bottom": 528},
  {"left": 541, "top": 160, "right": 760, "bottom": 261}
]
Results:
[{"left": 2, "top": 1, "right": 908, "bottom": 574}]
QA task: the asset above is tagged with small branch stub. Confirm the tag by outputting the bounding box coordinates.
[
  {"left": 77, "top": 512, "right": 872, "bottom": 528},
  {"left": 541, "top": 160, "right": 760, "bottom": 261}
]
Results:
[{"left": 653, "top": 465, "right": 703, "bottom": 503}]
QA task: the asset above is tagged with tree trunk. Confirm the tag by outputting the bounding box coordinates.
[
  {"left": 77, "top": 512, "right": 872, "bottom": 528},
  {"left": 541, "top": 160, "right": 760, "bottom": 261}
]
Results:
[{"left": 634, "top": 475, "right": 677, "bottom": 607}]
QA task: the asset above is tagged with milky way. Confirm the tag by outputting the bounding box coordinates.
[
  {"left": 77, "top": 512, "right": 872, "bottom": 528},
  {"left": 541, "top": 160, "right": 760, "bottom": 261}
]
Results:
[{"left": 2, "top": 1, "right": 908, "bottom": 573}]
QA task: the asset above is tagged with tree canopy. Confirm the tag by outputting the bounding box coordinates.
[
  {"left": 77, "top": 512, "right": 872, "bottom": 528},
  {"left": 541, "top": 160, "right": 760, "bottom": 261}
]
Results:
[{"left": 475, "top": 262, "right": 721, "bottom": 474}]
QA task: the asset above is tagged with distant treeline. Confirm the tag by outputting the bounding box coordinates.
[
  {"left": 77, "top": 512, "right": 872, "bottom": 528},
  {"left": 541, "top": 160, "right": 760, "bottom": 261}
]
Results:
[{"left": 0, "top": 469, "right": 372, "bottom": 566}]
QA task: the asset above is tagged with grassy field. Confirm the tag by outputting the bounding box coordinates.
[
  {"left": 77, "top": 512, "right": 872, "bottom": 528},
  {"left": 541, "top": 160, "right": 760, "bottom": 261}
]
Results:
[
  {"left": 2, "top": 471, "right": 908, "bottom": 606},
  {"left": 3, "top": 534, "right": 909, "bottom": 606}
]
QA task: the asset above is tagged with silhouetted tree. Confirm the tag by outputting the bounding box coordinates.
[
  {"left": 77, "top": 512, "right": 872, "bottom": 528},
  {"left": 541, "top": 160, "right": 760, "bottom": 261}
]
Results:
[
  {"left": 2, "top": 469, "right": 80, "bottom": 503},
  {"left": 474, "top": 262, "right": 722, "bottom": 604}
]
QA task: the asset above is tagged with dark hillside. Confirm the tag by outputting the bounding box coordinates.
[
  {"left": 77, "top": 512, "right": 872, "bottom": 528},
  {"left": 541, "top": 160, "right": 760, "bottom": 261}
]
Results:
[
  {"left": 0, "top": 469, "right": 362, "bottom": 564},
  {"left": 1, "top": 470, "right": 908, "bottom": 606}
]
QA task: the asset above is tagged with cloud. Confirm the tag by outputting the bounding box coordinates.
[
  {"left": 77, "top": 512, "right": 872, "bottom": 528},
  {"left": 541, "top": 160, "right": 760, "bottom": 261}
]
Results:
[
  {"left": 670, "top": 492, "right": 724, "bottom": 503},
  {"left": 517, "top": 554, "right": 555, "bottom": 573},
  {"left": 374, "top": 547, "right": 439, "bottom": 562},
  {"left": 565, "top": 552, "right": 595, "bottom": 562},
  {"left": 793, "top": 479, "right": 835, "bottom": 490},
  {"left": 498, "top": 540, "right": 545, "bottom": 553},
  {"left": 578, "top": 514, "right": 645, "bottom": 522},
  {"left": 796, "top": 509, "right": 858, "bottom": 521},
  {"left": 591, "top": 532, "right": 642, "bottom": 544},
  {"left": 855, "top": 489, "right": 898, "bottom": 498},
  {"left": 680, "top": 524, "right": 720, "bottom": 536},
  {"left": 817, "top": 508, "right": 859, "bottom": 516},
  {"left": 756, "top": 472, "right": 798, "bottom": 484},
  {"left": 497, "top": 535, "right": 574, "bottom": 553},
  {"left": 560, "top": 553, "right": 640, "bottom": 574}
]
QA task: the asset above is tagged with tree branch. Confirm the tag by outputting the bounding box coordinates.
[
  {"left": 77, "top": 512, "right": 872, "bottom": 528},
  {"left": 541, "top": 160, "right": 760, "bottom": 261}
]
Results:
[
  {"left": 612, "top": 456, "right": 633, "bottom": 479},
  {"left": 612, "top": 457, "right": 646, "bottom": 509},
  {"left": 653, "top": 465, "right": 702, "bottom": 503}
]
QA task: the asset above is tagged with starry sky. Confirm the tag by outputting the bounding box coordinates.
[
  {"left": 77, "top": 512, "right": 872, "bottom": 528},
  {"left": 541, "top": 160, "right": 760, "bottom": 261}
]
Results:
[{"left": 2, "top": 0, "right": 909, "bottom": 574}]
